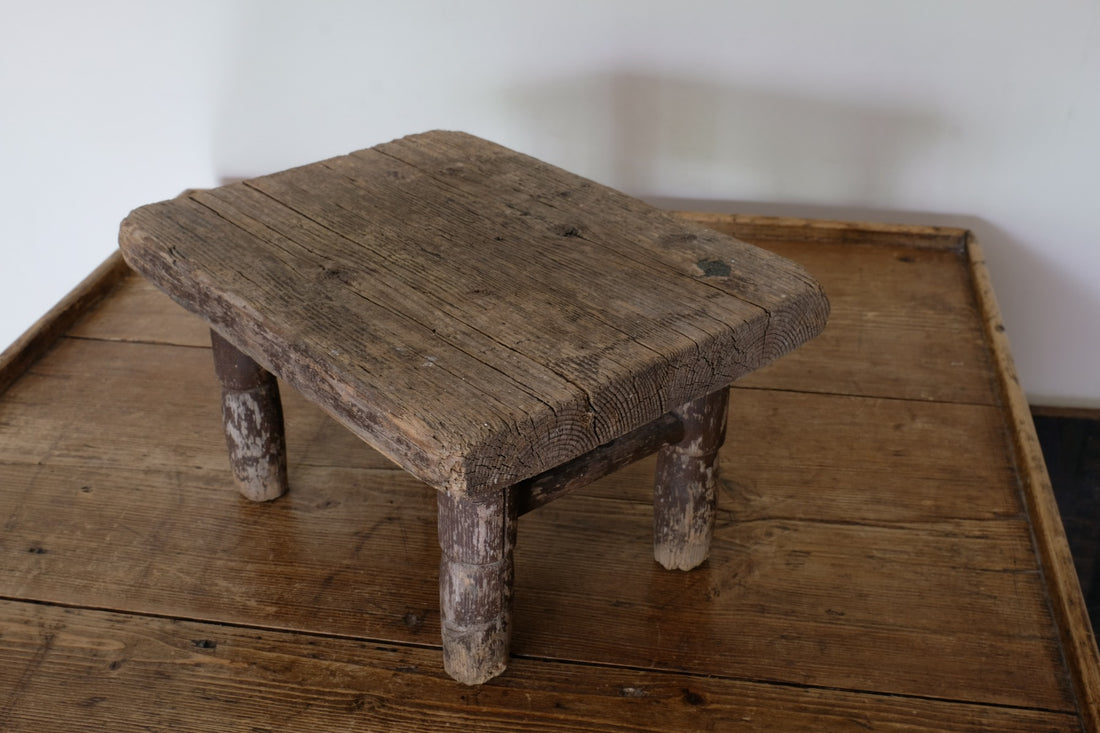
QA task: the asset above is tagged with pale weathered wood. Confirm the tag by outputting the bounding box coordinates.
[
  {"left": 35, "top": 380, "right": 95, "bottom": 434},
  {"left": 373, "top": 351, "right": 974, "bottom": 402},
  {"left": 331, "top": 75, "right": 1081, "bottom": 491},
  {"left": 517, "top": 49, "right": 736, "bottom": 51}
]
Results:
[
  {"left": 0, "top": 251, "right": 129, "bottom": 396},
  {"left": 210, "top": 329, "right": 288, "bottom": 502},
  {"left": 653, "top": 387, "right": 729, "bottom": 570},
  {"left": 118, "top": 131, "right": 829, "bottom": 494},
  {"left": 966, "top": 233, "right": 1100, "bottom": 730},
  {"left": 367, "top": 134, "right": 829, "bottom": 365},
  {"left": 437, "top": 487, "right": 517, "bottom": 684}
]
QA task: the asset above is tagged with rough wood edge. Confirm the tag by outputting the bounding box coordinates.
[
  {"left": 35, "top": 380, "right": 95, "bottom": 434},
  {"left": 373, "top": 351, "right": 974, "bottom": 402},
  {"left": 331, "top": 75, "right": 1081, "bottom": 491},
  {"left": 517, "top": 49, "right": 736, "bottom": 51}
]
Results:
[
  {"left": 966, "top": 232, "right": 1100, "bottom": 731},
  {"left": 0, "top": 250, "right": 131, "bottom": 396},
  {"left": 673, "top": 211, "right": 970, "bottom": 251},
  {"left": 1031, "top": 404, "right": 1100, "bottom": 421},
  {"left": 514, "top": 412, "right": 684, "bottom": 516}
]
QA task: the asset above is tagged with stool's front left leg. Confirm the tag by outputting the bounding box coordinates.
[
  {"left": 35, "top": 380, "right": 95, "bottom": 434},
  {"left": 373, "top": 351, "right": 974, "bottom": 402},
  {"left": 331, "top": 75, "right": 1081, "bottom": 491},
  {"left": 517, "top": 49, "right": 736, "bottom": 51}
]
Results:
[
  {"left": 210, "top": 329, "right": 288, "bottom": 502},
  {"left": 437, "top": 487, "right": 517, "bottom": 685}
]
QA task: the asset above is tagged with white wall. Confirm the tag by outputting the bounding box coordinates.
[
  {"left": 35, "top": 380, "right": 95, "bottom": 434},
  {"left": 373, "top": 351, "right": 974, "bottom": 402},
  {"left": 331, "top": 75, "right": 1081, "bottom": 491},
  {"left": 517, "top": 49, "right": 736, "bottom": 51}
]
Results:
[
  {"left": 0, "top": 1, "right": 229, "bottom": 343},
  {"left": 3, "top": 0, "right": 1099, "bottom": 406}
]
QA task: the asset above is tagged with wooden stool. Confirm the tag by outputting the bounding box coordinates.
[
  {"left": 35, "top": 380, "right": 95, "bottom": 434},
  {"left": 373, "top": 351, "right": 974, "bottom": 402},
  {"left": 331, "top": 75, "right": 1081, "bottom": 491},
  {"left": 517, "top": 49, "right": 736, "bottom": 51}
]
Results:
[{"left": 118, "top": 131, "right": 829, "bottom": 684}]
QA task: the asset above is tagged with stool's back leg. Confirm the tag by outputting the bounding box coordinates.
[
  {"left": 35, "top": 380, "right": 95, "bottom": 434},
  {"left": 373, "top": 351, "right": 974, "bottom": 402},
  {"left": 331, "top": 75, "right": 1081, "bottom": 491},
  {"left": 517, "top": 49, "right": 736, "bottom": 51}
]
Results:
[
  {"left": 653, "top": 387, "right": 730, "bottom": 570},
  {"left": 210, "top": 329, "right": 289, "bottom": 502},
  {"left": 437, "top": 487, "right": 517, "bottom": 684}
]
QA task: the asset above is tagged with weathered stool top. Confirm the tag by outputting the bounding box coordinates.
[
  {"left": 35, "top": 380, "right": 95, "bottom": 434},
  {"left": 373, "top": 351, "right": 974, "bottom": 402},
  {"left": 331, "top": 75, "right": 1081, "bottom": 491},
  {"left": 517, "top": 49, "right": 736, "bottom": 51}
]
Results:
[{"left": 119, "top": 131, "right": 828, "bottom": 496}]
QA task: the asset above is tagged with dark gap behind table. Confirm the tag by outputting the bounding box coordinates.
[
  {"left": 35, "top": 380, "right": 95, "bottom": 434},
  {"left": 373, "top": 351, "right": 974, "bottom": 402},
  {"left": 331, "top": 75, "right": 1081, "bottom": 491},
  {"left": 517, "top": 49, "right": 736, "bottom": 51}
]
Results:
[{"left": 1032, "top": 407, "right": 1100, "bottom": 632}]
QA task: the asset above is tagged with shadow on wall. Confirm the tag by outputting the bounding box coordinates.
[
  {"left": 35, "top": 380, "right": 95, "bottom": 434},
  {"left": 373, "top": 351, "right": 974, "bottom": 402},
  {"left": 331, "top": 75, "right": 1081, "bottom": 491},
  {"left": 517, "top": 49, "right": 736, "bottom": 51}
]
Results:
[
  {"left": 505, "top": 71, "right": 1100, "bottom": 407},
  {"left": 501, "top": 70, "right": 948, "bottom": 205}
]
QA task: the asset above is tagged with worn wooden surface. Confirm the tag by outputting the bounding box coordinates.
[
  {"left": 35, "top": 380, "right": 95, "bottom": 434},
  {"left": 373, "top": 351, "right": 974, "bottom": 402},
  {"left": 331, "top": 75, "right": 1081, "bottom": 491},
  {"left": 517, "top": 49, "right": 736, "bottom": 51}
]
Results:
[
  {"left": 118, "top": 131, "right": 829, "bottom": 495},
  {"left": 1, "top": 214, "right": 1095, "bottom": 730}
]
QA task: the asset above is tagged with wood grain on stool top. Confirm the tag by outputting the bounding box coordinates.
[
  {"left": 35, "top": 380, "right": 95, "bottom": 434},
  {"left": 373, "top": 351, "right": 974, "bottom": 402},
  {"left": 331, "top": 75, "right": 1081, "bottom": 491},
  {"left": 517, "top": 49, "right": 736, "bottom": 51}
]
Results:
[{"left": 118, "top": 131, "right": 828, "bottom": 497}]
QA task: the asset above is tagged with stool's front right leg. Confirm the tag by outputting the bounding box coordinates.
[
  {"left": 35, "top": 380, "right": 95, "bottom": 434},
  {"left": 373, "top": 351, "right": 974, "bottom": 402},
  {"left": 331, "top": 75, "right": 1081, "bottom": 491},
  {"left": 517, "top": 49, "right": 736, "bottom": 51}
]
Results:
[
  {"left": 653, "top": 387, "right": 730, "bottom": 570},
  {"left": 437, "top": 487, "right": 517, "bottom": 685}
]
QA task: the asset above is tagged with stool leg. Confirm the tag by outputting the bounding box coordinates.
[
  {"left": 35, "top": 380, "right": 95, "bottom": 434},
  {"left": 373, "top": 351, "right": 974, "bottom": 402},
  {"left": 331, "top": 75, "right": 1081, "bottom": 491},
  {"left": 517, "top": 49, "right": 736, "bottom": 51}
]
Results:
[
  {"left": 653, "top": 387, "right": 729, "bottom": 570},
  {"left": 437, "top": 487, "right": 517, "bottom": 684},
  {"left": 210, "top": 330, "right": 288, "bottom": 502}
]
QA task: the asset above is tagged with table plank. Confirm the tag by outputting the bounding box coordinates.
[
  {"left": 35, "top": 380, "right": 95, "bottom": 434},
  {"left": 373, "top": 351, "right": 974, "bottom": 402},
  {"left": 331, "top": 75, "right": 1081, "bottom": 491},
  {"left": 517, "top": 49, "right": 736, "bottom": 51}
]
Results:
[
  {"left": 727, "top": 239, "right": 998, "bottom": 404},
  {"left": 0, "top": 601, "right": 1079, "bottom": 733},
  {"left": 68, "top": 271, "right": 212, "bottom": 348}
]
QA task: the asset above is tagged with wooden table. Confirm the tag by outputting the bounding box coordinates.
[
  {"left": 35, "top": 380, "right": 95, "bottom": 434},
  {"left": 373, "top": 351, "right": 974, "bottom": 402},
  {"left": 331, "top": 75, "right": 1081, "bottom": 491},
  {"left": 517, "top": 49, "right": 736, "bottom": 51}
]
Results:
[{"left": 1, "top": 211, "right": 1097, "bottom": 730}]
